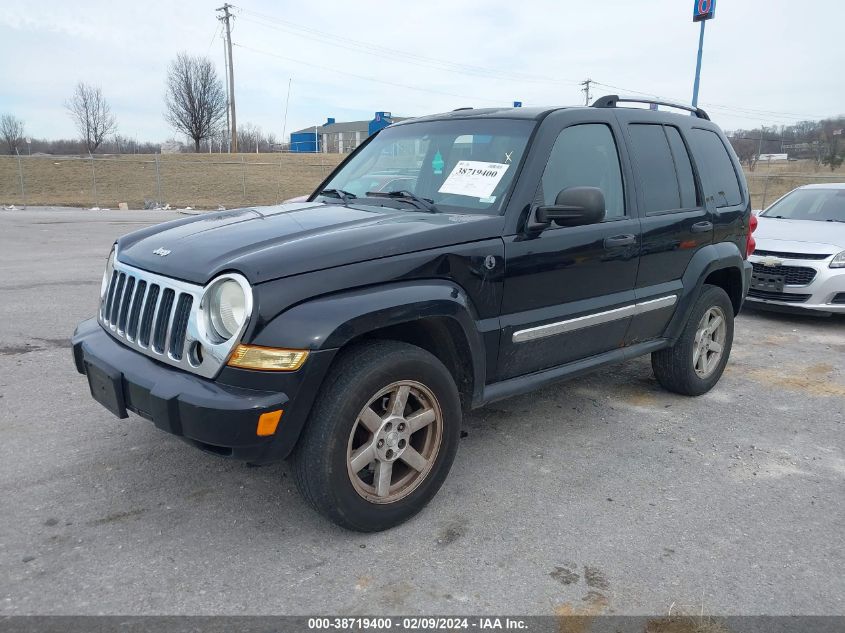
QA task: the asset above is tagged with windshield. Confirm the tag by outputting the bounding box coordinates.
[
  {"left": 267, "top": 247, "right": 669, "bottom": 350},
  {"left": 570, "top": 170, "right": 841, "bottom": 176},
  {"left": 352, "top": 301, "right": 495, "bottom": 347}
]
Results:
[
  {"left": 317, "top": 119, "right": 534, "bottom": 213},
  {"left": 762, "top": 188, "right": 845, "bottom": 222}
]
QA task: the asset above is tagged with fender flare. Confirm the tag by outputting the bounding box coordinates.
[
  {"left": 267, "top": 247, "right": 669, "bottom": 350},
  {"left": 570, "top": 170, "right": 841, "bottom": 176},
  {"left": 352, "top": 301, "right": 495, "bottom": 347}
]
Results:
[
  {"left": 664, "top": 242, "right": 747, "bottom": 342},
  {"left": 252, "top": 279, "right": 488, "bottom": 397}
]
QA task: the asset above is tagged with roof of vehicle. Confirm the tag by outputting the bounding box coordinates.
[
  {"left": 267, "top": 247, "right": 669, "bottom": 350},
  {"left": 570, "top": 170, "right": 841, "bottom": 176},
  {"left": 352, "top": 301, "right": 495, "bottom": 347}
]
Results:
[
  {"left": 392, "top": 96, "right": 712, "bottom": 127},
  {"left": 797, "top": 183, "right": 845, "bottom": 190},
  {"left": 392, "top": 106, "right": 559, "bottom": 125}
]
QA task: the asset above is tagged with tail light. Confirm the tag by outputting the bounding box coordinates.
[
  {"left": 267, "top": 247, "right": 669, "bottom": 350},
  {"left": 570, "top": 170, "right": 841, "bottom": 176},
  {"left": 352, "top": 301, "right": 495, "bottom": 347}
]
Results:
[{"left": 746, "top": 213, "right": 758, "bottom": 257}]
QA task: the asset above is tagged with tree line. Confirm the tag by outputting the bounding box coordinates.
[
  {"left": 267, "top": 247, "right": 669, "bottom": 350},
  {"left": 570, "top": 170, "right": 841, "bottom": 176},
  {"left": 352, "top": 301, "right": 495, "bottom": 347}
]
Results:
[
  {"left": 1, "top": 52, "right": 281, "bottom": 156},
  {"left": 727, "top": 117, "right": 845, "bottom": 171}
]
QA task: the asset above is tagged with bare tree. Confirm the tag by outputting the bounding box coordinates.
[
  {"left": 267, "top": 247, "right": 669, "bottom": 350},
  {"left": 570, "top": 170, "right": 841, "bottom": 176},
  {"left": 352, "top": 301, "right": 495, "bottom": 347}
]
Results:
[
  {"left": 820, "top": 121, "right": 844, "bottom": 172},
  {"left": 164, "top": 52, "right": 227, "bottom": 153},
  {"left": 65, "top": 82, "right": 117, "bottom": 154},
  {"left": 1, "top": 114, "right": 25, "bottom": 154},
  {"left": 239, "top": 122, "right": 261, "bottom": 153},
  {"left": 729, "top": 136, "right": 758, "bottom": 169}
]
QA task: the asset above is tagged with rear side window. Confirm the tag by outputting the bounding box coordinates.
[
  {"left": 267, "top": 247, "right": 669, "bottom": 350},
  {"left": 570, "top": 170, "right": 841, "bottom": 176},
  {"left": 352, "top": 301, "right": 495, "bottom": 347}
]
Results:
[
  {"left": 689, "top": 128, "right": 742, "bottom": 207},
  {"left": 627, "top": 124, "right": 687, "bottom": 214},
  {"left": 665, "top": 127, "right": 698, "bottom": 208}
]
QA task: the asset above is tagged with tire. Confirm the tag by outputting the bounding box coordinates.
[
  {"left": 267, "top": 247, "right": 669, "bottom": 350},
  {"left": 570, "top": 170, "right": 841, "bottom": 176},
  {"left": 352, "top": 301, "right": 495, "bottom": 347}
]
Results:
[
  {"left": 292, "top": 340, "right": 462, "bottom": 532},
  {"left": 651, "top": 284, "right": 734, "bottom": 396}
]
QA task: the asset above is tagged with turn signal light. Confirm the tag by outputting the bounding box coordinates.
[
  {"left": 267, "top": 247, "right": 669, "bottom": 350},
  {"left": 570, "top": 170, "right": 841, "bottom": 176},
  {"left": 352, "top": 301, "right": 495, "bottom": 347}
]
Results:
[
  {"left": 227, "top": 344, "right": 309, "bottom": 371},
  {"left": 257, "top": 410, "right": 282, "bottom": 436}
]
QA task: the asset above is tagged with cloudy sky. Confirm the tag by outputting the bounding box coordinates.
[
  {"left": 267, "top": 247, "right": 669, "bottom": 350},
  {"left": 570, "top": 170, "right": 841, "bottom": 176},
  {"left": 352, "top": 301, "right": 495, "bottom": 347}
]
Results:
[{"left": 1, "top": 0, "right": 842, "bottom": 144}]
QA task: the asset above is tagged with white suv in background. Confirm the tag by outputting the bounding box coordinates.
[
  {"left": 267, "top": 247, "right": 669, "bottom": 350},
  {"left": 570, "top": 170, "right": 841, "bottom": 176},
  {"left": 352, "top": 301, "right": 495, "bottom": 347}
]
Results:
[{"left": 748, "top": 184, "right": 845, "bottom": 314}]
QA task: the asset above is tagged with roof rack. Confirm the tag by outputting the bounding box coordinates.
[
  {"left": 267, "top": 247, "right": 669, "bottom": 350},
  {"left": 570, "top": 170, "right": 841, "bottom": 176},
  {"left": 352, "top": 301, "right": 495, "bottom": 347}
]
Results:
[{"left": 591, "top": 94, "right": 710, "bottom": 120}]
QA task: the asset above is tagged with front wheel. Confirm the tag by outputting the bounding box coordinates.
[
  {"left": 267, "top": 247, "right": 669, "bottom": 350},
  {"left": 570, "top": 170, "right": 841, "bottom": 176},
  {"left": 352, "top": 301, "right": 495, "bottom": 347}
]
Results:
[
  {"left": 292, "top": 340, "right": 461, "bottom": 532},
  {"left": 651, "top": 284, "right": 734, "bottom": 396}
]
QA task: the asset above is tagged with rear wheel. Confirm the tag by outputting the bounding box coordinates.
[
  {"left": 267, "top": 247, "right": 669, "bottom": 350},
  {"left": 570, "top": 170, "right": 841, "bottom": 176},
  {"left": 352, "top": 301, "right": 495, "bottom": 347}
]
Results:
[
  {"left": 292, "top": 340, "right": 461, "bottom": 532},
  {"left": 652, "top": 284, "right": 734, "bottom": 396}
]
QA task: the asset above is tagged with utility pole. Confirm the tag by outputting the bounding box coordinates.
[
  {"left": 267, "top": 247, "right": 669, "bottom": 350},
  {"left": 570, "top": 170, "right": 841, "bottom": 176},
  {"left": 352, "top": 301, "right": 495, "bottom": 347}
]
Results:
[
  {"left": 217, "top": 3, "right": 238, "bottom": 153},
  {"left": 222, "top": 33, "right": 230, "bottom": 152},
  {"left": 580, "top": 79, "right": 592, "bottom": 105}
]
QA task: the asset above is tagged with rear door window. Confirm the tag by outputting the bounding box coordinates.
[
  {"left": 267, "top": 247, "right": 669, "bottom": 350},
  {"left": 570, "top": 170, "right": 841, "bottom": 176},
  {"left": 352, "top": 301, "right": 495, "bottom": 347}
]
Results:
[
  {"left": 665, "top": 127, "right": 698, "bottom": 208},
  {"left": 627, "top": 124, "right": 683, "bottom": 214},
  {"left": 689, "top": 128, "right": 742, "bottom": 207}
]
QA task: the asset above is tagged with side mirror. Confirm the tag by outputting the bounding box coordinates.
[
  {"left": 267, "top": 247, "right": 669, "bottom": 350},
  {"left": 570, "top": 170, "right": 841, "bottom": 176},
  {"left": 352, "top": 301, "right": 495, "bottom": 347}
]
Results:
[{"left": 534, "top": 186, "right": 606, "bottom": 228}]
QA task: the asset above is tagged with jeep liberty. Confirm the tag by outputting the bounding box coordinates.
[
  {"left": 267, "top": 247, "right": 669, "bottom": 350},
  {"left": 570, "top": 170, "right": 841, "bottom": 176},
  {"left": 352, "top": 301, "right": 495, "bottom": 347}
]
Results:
[{"left": 72, "top": 96, "right": 755, "bottom": 531}]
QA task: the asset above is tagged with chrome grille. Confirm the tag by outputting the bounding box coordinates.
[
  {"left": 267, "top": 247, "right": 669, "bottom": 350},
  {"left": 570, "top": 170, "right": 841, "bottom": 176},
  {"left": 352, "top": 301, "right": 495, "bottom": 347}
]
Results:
[
  {"left": 751, "top": 262, "right": 816, "bottom": 286},
  {"left": 98, "top": 259, "right": 244, "bottom": 379}
]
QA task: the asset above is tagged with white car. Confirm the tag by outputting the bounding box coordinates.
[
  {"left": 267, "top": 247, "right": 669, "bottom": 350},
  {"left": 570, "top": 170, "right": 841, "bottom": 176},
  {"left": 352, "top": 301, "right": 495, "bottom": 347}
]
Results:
[{"left": 747, "top": 184, "right": 845, "bottom": 314}]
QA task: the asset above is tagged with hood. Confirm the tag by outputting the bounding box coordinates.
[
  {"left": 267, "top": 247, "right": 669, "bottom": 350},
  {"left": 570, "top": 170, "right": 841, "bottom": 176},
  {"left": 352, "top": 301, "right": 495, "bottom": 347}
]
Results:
[
  {"left": 117, "top": 202, "right": 505, "bottom": 284},
  {"left": 754, "top": 216, "right": 845, "bottom": 254}
]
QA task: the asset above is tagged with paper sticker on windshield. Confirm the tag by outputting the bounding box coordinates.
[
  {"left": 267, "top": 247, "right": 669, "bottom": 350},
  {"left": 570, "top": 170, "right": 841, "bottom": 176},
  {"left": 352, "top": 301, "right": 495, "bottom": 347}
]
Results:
[{"left": 438, "top": 161, "right": 509, "bottom": 198}]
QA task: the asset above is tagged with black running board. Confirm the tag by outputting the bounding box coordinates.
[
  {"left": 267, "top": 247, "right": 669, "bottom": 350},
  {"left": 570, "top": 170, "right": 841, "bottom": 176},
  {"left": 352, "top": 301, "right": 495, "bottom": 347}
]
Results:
[{"left": 478, "top": 339, "right": 669, "bottom": 407}]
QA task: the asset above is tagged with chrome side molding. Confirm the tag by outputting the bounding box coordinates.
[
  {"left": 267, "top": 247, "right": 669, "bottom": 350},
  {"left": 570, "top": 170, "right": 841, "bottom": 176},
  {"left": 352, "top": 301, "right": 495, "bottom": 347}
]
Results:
[{"left": 512, "top": 295, "right": 677, "bottom": 343}]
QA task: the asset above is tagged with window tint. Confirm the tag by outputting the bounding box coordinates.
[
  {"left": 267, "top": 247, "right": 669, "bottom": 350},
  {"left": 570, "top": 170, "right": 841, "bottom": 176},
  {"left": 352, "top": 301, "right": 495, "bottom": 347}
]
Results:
[
  {"left": 541, "top": 124, "right": 625, "bottom": 219},
  {"left": 627, "top": 124, "right": 682, "bottom": 213},
  {"left": 689, "top": 128, "right": 742, "bottom": 207},
  {"left": 665, "top": 127, "right": 698, "bottom": 208}
]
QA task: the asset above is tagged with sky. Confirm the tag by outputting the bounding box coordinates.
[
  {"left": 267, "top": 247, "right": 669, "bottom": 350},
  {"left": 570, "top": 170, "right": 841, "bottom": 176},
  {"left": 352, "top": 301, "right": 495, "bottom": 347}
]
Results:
[{"left": 1, "top": 0, "right": 842, "bottom": 144}]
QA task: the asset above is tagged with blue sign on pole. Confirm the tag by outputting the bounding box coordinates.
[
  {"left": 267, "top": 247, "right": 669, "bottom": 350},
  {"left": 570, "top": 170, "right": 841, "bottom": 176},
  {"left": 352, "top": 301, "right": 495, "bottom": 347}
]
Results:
[
  {"left": 513, "top": 101, "right": 523, "bottom": 108},
  {"left": 691, "top": 0, "right": 715, "bottom": 107},
  {"left": 693, "top": 0, "right": 716, "bottom": 22}
]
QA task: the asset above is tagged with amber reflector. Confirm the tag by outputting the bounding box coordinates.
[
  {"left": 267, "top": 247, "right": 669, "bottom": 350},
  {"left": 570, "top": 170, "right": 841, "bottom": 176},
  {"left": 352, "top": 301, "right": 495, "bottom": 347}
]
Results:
[
  {"left": 257, "top": 410, "right": 283, "bottom": 436},
  {"left": 227, "top": 344, "right": 308, "bottom": 371}
]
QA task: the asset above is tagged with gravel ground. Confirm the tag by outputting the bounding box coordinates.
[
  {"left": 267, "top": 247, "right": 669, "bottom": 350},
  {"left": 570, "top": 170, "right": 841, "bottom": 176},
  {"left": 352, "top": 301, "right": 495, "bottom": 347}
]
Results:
[{"left": 1, "top": 207, "right": 843, "bottom": 616}]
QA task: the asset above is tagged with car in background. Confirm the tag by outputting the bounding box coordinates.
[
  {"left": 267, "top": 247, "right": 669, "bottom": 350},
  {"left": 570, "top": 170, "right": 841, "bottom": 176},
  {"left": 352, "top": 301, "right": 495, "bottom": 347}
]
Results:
[{"left": 747, "top": 184, "right": 845, "bottom": 314}]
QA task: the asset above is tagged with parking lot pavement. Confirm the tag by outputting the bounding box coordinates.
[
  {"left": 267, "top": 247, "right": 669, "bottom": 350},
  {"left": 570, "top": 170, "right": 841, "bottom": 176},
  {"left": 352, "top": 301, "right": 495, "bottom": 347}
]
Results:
[{"left": 1, "top": 207, "right": 843, "bottom": 616}]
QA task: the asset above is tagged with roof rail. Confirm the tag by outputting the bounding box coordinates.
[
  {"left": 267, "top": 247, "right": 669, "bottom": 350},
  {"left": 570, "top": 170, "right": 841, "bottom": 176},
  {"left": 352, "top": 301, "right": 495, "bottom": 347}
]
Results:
[
  {"left": 452, "top": 107, "right": 473, "bottom": 111},
  {"left": 591, "top": 94, "right": 710, "bottom": 120}
]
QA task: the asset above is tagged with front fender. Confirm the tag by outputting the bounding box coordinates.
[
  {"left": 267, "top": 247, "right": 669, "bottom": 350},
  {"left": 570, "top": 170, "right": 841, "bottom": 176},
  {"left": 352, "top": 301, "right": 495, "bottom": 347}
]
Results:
[{"left": 251, "top": 279, "right": 488, "bottom": 394}]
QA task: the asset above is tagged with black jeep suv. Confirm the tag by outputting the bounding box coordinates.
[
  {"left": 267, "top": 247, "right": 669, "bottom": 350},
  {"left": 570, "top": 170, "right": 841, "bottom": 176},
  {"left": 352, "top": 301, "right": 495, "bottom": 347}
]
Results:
[{"left": 73, "top": 96, "right": 754, "bottom": 531}]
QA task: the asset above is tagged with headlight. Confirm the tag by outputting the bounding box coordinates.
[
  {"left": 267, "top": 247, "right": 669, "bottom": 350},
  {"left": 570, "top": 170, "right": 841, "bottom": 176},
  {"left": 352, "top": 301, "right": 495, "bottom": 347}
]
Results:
[
  {"left": 101, "top": 246, "right": 116, "bottom": 298},
  {"left": 204, "top": 277, "right": 249, "bottom": 341},
  {"left": 831, "top": 251, "right": 845, "bottom": 269}
]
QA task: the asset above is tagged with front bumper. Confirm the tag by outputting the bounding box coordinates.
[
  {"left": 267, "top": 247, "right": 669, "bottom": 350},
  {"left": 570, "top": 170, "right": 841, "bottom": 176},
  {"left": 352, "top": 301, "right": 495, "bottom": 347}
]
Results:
[
  {"left": 72, "top": 318, "right": 335, "bottom": 462},
  {"left": 746, "top": 256, "right": 845, "bottom": 314}
]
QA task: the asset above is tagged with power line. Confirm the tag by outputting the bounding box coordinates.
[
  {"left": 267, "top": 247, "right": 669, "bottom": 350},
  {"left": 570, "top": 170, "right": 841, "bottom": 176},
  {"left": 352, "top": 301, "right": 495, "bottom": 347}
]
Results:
[
  {"left": 234, "top": 7, "right": 583, "bottom": 87},
  {"left": 206, "top": 23, "right": 221, "bottom": 55},
  {"left": 230, "top": 6, "right": 831, "bottom": 126},
  {"left": 590, "top": 80, "right": 827, "bottom": 122},
  {"left": 232, "top": 42, "right": 510, "bottom": 106}
]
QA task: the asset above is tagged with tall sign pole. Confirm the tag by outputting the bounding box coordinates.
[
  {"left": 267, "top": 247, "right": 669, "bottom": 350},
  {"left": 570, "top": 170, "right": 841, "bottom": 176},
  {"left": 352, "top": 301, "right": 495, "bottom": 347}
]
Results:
[{"left": 691, "top": 0, "right": 716, "bottom": 108}]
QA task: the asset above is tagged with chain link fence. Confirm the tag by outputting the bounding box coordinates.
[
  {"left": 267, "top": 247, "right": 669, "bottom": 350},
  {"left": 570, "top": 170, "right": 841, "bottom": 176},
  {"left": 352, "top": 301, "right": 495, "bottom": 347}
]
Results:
[
  {"left": 3, "top": 154, "right": 844, "bottom": 212},
  {"left": 0, "top": 153, "right": 345, "bottom": 210}
]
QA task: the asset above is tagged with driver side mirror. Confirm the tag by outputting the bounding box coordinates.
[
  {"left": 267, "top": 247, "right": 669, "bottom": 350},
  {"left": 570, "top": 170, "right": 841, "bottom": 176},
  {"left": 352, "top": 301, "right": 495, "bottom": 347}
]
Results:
[{"left": 532, "top": 186, "right": 606, "bottom": 229}]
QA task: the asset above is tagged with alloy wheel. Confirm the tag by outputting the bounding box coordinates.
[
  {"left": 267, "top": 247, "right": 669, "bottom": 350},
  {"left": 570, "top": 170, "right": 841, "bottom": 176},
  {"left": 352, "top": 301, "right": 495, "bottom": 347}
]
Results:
[
  {"left": 346, "top": 381, "right": 443, "bottom": 504},
  {"left": 692, "top": 306, "right": 727, "bottom": 378}
]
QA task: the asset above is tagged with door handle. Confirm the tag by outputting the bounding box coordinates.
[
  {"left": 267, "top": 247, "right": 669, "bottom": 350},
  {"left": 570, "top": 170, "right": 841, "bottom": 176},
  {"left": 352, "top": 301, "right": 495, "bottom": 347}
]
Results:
[
  {"left": 604, "top": 234, "right": 636, "bottom": 248},
  {"left": 691, "top": 221, "right": 713, "bottom": 233}
]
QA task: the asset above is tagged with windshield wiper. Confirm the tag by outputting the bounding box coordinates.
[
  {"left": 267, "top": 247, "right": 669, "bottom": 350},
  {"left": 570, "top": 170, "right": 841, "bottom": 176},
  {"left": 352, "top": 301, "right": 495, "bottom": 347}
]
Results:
[
  {"left": 365, "top": 190, "right": 438, "bottom": 213},
  {"left": 319, "top": 188, "right": 357, "bottom": 206}
]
